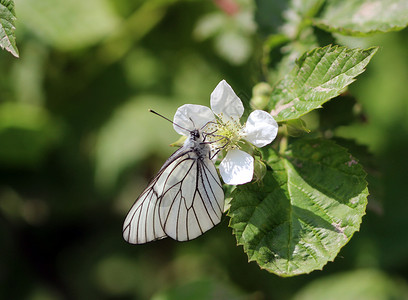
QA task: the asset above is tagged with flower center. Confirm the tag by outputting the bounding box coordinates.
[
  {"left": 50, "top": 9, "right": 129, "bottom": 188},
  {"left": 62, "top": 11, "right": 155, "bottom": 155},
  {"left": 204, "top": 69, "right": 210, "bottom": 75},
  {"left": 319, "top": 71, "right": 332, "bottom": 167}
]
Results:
[{"left": 207, "top": 113, "right": 245, "bottom": 151}]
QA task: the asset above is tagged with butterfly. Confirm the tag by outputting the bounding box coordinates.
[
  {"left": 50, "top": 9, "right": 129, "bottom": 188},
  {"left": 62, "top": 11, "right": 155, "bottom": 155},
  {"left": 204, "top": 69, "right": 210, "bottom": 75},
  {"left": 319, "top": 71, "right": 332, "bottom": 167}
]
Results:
[{"left": 123, "top": 110, "right": 225, "bottom": 244}]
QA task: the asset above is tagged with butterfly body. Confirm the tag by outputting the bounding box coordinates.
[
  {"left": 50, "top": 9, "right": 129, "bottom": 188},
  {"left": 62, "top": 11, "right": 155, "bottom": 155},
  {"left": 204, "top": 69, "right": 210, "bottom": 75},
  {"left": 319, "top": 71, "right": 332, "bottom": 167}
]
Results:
[{"left": 123, "top": 128, "right": 224, "bottom": 244}]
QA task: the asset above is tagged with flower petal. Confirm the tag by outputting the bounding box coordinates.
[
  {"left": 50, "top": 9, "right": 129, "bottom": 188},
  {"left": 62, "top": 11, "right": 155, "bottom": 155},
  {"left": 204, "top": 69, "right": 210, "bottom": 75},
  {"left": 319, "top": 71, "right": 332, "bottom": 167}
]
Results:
[
  {"left": 244, "top": 110, "right": 278, "bottom": 147},
  {"left": 173, "top": 104, "right": 215, "bottom": 136},
  {"left": 210, "top": 80, "right": 244, "bottom": 121},
  {"left": 219, "top": 149, "right": 253, "bottom": 185}
]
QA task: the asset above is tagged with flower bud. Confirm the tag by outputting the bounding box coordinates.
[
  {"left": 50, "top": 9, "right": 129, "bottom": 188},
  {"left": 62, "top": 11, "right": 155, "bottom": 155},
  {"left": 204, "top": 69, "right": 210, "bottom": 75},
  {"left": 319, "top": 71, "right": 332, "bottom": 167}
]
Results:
[
  {"left": 253, "top": 156, "right": 267, "bottom": 182},
  {"left": 286, "top": 119, "right": 310, "bottom": 137},
  {"left": 250, "top": 82, "right": 272, "bottom": 110}
]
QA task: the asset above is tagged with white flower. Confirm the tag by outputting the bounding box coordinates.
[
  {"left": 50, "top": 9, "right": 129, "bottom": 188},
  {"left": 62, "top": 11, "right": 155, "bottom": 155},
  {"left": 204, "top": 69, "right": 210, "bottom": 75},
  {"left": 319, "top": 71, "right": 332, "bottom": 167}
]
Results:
[{"left": 173, "top": 80, "right": 278, "bottom": 185}]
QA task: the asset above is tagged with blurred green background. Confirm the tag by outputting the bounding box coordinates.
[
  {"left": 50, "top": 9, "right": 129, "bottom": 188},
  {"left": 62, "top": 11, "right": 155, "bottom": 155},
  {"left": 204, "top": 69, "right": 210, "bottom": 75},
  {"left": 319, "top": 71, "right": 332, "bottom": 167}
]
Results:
[{"left": 1, "top": 0, "right": 408, "bottom": 299}]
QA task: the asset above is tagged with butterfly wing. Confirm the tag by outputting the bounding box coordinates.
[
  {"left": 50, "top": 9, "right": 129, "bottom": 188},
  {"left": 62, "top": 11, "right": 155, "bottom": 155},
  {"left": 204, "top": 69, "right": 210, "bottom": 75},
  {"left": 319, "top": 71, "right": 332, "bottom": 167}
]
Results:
[{"left": 123, "top": 147, "right": 224, "bottom": 244}]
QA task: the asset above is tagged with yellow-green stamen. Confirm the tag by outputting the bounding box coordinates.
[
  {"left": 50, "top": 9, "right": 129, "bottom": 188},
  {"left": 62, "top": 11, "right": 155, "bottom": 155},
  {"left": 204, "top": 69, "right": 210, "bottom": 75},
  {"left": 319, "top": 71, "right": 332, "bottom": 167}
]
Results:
[{"left": 208, "top": 113, "right": 245, "bottom": 151}]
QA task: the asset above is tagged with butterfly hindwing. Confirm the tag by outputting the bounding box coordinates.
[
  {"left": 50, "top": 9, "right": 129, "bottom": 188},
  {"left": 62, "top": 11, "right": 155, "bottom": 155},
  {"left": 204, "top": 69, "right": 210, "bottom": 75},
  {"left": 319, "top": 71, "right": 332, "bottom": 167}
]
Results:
[{"left": 159, "top": 153, "right": 224, "bottom": 241}]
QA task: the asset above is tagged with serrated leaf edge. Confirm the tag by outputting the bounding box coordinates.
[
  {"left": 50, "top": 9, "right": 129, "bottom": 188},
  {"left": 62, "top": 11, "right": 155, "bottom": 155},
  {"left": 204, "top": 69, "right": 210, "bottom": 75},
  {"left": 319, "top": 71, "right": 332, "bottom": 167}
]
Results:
[
  {"left": 314, "top": 20, "right": 408, "bottom": 37},
  {"left": 227, "top": 140, "right": 369, "bottom": 277},
  {"left": 271, "top": 45, "right": 378, "bottom": 122},
  {"left": 0, "top": 0, "right": 19, "bottom": 57}
]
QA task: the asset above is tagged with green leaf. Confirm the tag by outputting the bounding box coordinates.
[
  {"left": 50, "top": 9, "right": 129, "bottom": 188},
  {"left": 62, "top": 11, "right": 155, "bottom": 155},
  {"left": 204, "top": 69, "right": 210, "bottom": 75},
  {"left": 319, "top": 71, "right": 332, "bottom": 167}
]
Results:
[
  {"left": 16, "top": 0, "right": 119, "bottom": 50},
  {"left": 315, "top": 0, "right": 408, "bottom": 36},
  {"left": 228, "top": 139, "right": 368, "bottom": 276},
  {"left": 269, "top": 45, "right": 377, "bottom": 122},
  {"left": 293, "top": 269, "right": 408, "bottom": 300},
  {"left": 0, "top": 0, "right": 19, "bottom": 57}
]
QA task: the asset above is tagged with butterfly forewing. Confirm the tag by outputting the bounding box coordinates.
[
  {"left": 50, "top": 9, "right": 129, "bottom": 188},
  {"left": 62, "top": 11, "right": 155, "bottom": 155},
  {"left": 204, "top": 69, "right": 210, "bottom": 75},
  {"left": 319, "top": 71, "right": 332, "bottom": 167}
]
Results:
[{"left": 123, "top": 132, "right": 224, "bottom": 244}]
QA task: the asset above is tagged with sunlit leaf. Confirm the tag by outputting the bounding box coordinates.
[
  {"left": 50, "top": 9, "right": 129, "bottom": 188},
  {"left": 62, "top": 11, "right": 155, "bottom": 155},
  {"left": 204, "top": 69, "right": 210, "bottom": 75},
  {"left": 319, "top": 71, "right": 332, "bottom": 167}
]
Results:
[
  {"left": 268, "top": 45, "right": 377, "bottom": 122},
  {"left": 0, "top": 0, "right": 18, "bottom": 57},
  {"left": 228, "top": 139, "right": 368, "bottom": 276},
  {"left": 315, "top": 0, "right": 408, "bottom": 36}
]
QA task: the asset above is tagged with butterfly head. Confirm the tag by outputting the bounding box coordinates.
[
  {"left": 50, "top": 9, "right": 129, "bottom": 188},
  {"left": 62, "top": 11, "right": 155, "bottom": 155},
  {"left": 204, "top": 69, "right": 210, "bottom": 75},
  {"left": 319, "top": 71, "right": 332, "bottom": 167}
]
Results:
[{"left": 190, "top": 129, "right": 201, "bottom": 140}]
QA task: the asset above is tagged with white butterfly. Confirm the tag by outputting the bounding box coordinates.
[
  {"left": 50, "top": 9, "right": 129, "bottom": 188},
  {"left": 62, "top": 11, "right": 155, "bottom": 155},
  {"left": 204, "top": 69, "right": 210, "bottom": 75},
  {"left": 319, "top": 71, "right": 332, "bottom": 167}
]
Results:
[{"left": 123, "top": 111, "right": 225, "bottom": 244}]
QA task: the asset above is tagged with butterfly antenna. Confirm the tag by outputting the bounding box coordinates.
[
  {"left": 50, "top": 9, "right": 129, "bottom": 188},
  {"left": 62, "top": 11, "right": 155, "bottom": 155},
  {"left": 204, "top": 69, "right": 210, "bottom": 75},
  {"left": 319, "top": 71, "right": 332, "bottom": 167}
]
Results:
[{"left": 149, "top": 109, "right": 191, "bottom": 133}]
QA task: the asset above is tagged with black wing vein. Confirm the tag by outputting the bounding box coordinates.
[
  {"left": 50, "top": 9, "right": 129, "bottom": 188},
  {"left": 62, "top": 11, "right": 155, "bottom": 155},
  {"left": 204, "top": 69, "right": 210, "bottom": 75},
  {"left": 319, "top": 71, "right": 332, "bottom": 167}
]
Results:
[{"left": 123, "top": 140, "right": 224, "bottom": 244}]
